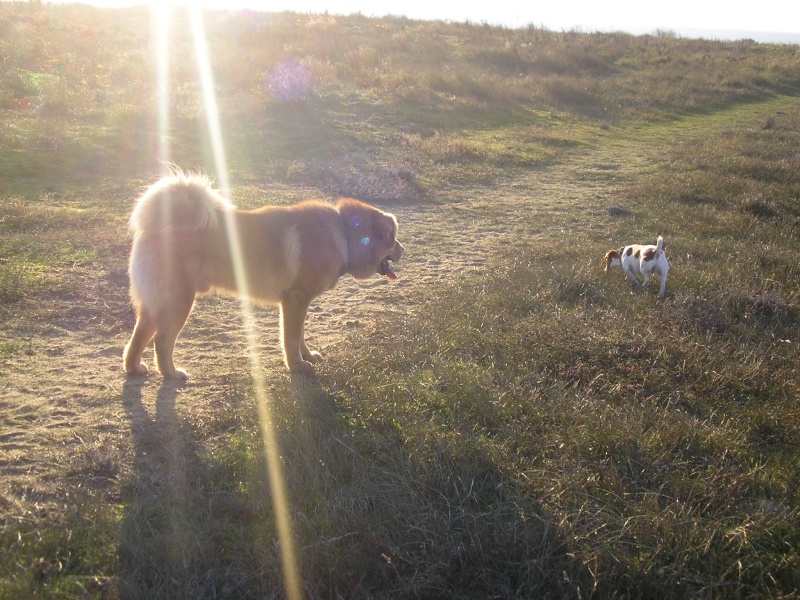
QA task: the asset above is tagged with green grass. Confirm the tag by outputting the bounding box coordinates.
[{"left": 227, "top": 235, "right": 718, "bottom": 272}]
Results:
[
  {"left": 0, "top": 3, "right": 799, "bottom": 599},
  {"left": 329, "top": 236, "right": 799, "bottom": 596}
]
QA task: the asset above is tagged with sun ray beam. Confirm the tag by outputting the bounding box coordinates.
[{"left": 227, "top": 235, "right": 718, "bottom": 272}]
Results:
[
  {"left": 154, "top": 3, "right": 171, "bottom": 168},
  {"left": 182, "top": 7, "right": 304, "bottom": 599}
]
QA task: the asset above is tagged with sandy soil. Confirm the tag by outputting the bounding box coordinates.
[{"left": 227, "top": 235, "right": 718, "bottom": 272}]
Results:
[{"left": 0, "top": 145, "right": 628, "bottom": 536}]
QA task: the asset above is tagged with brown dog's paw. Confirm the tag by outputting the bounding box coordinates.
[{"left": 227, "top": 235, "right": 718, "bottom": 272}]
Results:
[
  {"left": 125, "top": 362, "right": 150, "bottom": 377},
  {"left": 302, "top": 350, "right": 324, "bottom": 364},
  {"left": 161, "top": 367, "right": 189, "bottom": 381},
  {"left": 165, "top": 369, "right": 189, "bottom": 381}
]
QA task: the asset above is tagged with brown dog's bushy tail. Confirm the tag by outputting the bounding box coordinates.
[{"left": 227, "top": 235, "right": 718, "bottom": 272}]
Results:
[{"left": 129, "top": 169, "right": 234, "bottom": 237}]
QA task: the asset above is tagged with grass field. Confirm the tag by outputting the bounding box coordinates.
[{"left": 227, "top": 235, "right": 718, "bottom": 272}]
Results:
[{"left": 0, "top": 4, "right": 798, "bottom": 598}]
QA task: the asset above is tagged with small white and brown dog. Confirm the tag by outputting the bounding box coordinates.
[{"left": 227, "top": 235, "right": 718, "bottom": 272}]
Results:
[{"left": 604, "top": 235, "right": 669, "bottom": 298}]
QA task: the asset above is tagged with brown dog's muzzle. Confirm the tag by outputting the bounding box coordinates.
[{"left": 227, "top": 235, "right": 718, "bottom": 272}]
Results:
[{"left": 380, "top": 241, "right": 404, "bottom": 280}]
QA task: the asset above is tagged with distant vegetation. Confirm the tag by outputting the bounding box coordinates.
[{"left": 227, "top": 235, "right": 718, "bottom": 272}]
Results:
[
  {"left": 0, "top": 3, "right": 798, "bottom": 599},
  {"left": 1, "top": 4, "right": 798, "bottom": 196}
]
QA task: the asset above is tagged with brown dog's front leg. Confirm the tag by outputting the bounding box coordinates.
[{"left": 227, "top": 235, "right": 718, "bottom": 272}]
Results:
[{"left": 279, "top": 290, "right": 316, "bottom": 373}]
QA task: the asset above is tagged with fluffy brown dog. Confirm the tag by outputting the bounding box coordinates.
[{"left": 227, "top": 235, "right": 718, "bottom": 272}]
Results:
[{"left": 123, "top": 170, "right": 404, "bottom": 379}]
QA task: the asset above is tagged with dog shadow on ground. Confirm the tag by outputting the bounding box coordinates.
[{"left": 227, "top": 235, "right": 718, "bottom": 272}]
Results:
[
  {"left": 118, "top": 377, "right": 204, "bottom": 594},
  {"left": 121, "top": 378, "right": 189, "bottom": 480},
  {"left": 115, "top": 370, "right": 346, "bottom": 595}
]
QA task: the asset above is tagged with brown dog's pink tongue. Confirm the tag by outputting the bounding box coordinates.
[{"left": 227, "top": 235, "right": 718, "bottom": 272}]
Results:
[{"left": 380, "top": 259, "right": 398, "bottom": 280}]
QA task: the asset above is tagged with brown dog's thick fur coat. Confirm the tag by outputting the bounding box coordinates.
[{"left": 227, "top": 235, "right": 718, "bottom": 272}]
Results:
[{"left": 123, "top": 171, "right": 404, "bottom": 378}]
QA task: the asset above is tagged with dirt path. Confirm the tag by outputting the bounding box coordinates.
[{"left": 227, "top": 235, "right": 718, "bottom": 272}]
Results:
[
  {"left": 0, "top": 157, "right": 619, "bottom": 520},
  {"left": 0, "top": 97, "right": 786, "bottom": 535}
]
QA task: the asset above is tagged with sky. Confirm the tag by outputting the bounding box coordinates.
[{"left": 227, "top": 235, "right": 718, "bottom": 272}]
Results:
[{"left": 45, "top": 0, "right": 800, "bottom": 43}]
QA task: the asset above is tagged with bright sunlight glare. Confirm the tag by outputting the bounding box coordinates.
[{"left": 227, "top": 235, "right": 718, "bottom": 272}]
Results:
[
  {"left": 52, "top": 0, "right": 800, "bottom": 40},
  {"left": 154, "top": 4, "right": 170, "bottom": 167},
  {"left": 153, "top": 5, "right": 304, "bottom": 599}
]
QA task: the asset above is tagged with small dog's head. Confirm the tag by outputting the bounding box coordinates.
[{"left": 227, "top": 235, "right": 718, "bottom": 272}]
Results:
[{"left": 604, "top": 248, "right": 623, "bottom": 272}]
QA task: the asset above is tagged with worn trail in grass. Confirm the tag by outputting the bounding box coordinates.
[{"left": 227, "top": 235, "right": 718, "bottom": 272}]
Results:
[{"left": 1, "top": 92, "right": 797, "bottom": 595}]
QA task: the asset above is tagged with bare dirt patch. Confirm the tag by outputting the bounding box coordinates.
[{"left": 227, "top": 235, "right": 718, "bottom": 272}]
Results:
[{"left": 0, "top": 149, "right": 621, "bottom": 522}]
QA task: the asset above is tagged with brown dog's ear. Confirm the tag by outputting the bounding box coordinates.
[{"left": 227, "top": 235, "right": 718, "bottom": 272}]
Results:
[{"left": 373, "top": 212, "right": 397, "bottom": 245}]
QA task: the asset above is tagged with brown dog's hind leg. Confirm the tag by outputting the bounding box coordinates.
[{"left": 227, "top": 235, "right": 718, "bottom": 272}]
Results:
[
  {"left": 123, "top": 310, "right": 157, "bottom": 376},
  {"left": 152, "top": 297, "right": 194, "bottom": 380}
]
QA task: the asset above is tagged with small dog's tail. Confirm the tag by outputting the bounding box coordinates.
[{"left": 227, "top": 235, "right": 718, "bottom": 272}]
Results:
[
  {"left": 129, "top": 169, "right": 234, "bottom": 237},
  {"left": 656, "top": 235, "right": 665, "bottom": 256}
]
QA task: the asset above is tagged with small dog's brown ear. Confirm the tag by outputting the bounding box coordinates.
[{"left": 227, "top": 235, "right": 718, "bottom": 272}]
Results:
[{"left": 604, "top": 250, "right": 617, "bottom": 271}]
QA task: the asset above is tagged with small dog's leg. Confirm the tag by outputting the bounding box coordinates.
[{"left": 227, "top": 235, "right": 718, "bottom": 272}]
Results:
[{"left": 624, "top": 269, "right": 640, "bottom": 289}]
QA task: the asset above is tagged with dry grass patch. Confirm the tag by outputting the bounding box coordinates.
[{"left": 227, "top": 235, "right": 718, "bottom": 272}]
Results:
[{"left": 1, "top": 4, "right": 799, "bottom": 598}]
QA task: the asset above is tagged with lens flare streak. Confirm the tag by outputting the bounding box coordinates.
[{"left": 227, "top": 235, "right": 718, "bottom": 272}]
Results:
[
  {"left": 154, "top": 4, "right": 171, "bottom": 167},
  {"left": 155, "top": 5, "right": 304, "bottom": 599}
]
